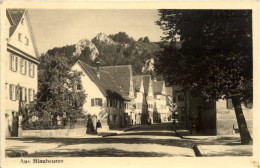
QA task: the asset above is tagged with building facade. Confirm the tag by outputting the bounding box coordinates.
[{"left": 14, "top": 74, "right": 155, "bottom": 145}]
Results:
[
  {"left": 153, "top": 81, "right": 168, "bottom": 122},
  {"left": 142, "top": 75, "right": 155, "bottom": 123},
  {"left": 4, "top": 9, "right": 39, "bottom": 137},
  {"left": 71, "top": 61, "right": 130, "bottom": 131},
  {"left": 132, "top": 76, "right": 145, "bottom": 125},
  {"left": 100, "top": 65, "right": 135, "bottom": 126}
]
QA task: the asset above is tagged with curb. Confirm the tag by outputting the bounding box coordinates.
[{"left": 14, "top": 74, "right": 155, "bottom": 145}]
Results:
[
  {"left": 192, "top": 145, "right": 202, "bottom": 157},
  {"left": 101, "top": 133, "right": 118, "bottom": 138},
  {"left": 124, "top": 125, "right": 144, "bottom": 132},
  {"left": 172, "top": 127, "right": 183, "bottom": 139}
]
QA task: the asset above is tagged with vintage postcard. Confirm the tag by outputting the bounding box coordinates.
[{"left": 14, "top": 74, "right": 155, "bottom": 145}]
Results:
[{"left": 1, "top": 1, "right": 259, "bottom": 168}]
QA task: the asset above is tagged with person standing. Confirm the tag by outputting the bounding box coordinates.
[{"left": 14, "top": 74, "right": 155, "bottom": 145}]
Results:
[
  {"left": 92, "top": 114, "right": 97, "bottom": 133},
  {"left": 86, "top": 115, "right": 94, "bottom": 134}
]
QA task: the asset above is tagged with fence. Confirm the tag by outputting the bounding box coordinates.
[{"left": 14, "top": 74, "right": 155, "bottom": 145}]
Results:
[{"left": 22, "top": 116, "right": 87, "bottom": 130}]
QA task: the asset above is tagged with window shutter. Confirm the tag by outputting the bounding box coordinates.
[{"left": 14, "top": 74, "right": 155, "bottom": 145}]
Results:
[
  {"left": 29, "top": 63, "right": 31, "bottom": 77},
  {"left": 25, "top": 61, "right": 27, "bottom": 74},
  {"left": 10, "top": 85, "right": 13, "bottom": 100},
  {"left": 33, "top": 89, "right": 35, "bottom": 101},
  {"left": 28, "top": 89, "right": 31, "bottom": 102},
  {"left": 99, "top": 99, "right": 102, "bottom": 106},
  {"left": 91, "top": 99, "right": 94, "bottom": 106},
  {"left": 15, "top": 86, "right": 18, "bottom": 100},
  {"left": 15, "top": 56, "right": 18, "bottom": 71},
  {"left": 32, "top": 64, "right": 35, "bottom": 77},
  {"left": 10, "top": 55, "right": 13, "bottom": 70},
  {"left": 20, "top": 59, "right": 23, "bottom": 74},
  {"left": 227, "top": 99, "right": 233, "bottom": 109},
  {"left": 25, "top": 88, "right": 27, "bottom": 102}
]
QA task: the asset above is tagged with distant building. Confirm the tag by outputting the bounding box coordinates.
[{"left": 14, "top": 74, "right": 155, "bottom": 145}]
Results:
[
  {"left": 141, "top": 75, "right": 155, "bottom": 123},
  {"left": 173, "top": 85, "right": 253, "bottom": 136},
  {"left": 100, "top": 65, "right": 135, "bottom": 126},
  {"left": 132, "top": 76, "right": 144, "bottom": 125},
  {"left": 153, "top": 81, "right": 168, "bottom": 122},
  {"left": 165, "top": 87, "right": 174, "bottom": 121},
  {"left": 4, "top": 9, "right": 39, "bottom": 137},
  {"left": 71, "top": 61, "right": 131, "bottom": 131}
]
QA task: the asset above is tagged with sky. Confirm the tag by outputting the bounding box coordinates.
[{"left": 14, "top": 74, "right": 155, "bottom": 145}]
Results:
[{"left": 28, "top": 9, "right": 164, "bottom": 54}]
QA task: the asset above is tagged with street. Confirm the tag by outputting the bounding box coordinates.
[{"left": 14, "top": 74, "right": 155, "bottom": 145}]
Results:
[{"left": 6, "top": 123, "right": 251, "bottom": 157}]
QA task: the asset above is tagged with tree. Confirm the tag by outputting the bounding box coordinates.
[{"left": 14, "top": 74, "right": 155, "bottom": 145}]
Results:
[
  {"left": 143, "top": 36, "right": 150, "bottom": 43},
  {"left": 155, "top": 10, "right": 252, "bottom": 144},
  {"left": 109, "top": 32, "right": 134, "bottom": 44},
  {"left": 36, "top": 53, "right": 86, "bottom": 128}
]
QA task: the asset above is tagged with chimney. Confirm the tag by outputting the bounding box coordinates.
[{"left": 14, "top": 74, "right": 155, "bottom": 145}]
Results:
[{"left": 96, "top": 61, "right": 100, "bottom": 79}]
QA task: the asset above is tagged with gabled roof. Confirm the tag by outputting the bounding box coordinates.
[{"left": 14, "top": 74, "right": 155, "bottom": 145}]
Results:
[
  {"left": 7, "top": 9, "right": 40, "bottom": 59},
  {"left": 100, "top": 65, "right": 132, "bottom": 95},
  {"left": 77, "top": 61, "right": 130, "bottom": 101},
  {"left": 166, "top": 87, "right": 173, "bottom": 97},
  {"left": 6, "top": 10, "right": 14, "bottom": 26},
  {"left": 132, "top": 76, "right": 143, "bottom": 92},
  {"left": 7, "top": 9, "right": 25, "bottom": 37},
  {"left": 153, "top": 81, "right": 165, "bottom": 95}
]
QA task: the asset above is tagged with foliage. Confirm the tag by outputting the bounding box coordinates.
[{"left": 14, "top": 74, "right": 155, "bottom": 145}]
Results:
[
  {"left": 155, "top": 10, "right": 252, "bottom": 102},
  {"left": 36, "top": 53, "right": 86, "bottom": 127},
  {"left": 109, "top": 32, "right": 134, "bottom": 44},
  {"left": 155, "top": 10, "right": 253, "bottom": 144}
]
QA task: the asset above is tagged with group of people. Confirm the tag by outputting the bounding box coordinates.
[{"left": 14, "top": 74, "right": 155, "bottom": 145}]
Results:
[{"left": 86, "top": 115, "right": 102, "bottom": 134}]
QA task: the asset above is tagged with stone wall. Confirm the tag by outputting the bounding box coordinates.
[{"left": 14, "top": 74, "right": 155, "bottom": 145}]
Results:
[
  {"left": 21, "top": 128, "right": 86, "bottom": 137},
  {"left": 216, "top": 99, "right": 253, "bottom": 136}
]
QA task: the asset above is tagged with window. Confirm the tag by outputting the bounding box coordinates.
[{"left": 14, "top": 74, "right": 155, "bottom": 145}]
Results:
[
  {"left": 25, "top": 37, "right": 29, "bottom": 46},
  {"left": 136, "top": 103, "right": 142, "bottom": 109},
  {"left": 178, "top": 95, "right": 184, "bottom": 102},
  {"left": 226, "top": 99, "right": 233, "bottom": 109},
  {"left": 28, "top": 89, "right": 35, "bottom": 102},
  {"left": 9, "top": 84, "right": 15, "bottom": 101},
  {"left": 20, "top": 59, "right": 26, "bottom": 74},
  {"left": 91, "top": 98, "right": 102, "bottom": 106},
  {"left": 76, "top": 84, "right": 82, "bottom": 90},
  {"left": 18, "top": 33, "right": 22, "bottom": 42},
  {"left": 10, "top": 54, "right": 17, "bottom": 71},
  {"left": 21, "top": 18, "right": 24, "bottom": 25},
  {"left": 29, "top": 62, "right": 35, "bottom": 77},
  {"left": 15, "top": 85, "right": 20, "bottom": 100},
  {"left": 21, "top": 87, "right": 27, "bottom": 101}
]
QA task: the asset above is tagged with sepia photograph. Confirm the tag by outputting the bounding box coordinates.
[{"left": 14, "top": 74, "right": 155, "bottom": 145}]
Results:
[{"left": 0, "top": 1, "right": 259, "bottom": 168}]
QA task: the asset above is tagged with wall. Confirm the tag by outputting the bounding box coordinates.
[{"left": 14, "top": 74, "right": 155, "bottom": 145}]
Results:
[
  {"left": 216, "top": 99, "right": 253, "bottom": 136},
  {"left": 8, "top": 12, "right": 37, "bottom": 57}
]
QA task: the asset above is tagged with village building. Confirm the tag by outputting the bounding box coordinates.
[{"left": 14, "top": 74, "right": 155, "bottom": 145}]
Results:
[
  {"left": 141, "top": 75, "right": 155, "bottom": 124},
  {"left": 71, "top": 61, "right": 131, "bottom": 131},
  {"left": 132, "top": 76, "right": 145, "bottom": 125},
  {"left": 152, "top": 80, "right": 168, "bottom": 122},
  {"left": 172, "top": 85, "right": 253, "bottom": 136},
  {"left": 100, "top": 65, "right": 135, "bottom": 126},
  {"left": 165, "top": 87, "right": 174, "bottom": 121},
  {"left": 4, "top": 9, "right": 39, "bottom": 137}
]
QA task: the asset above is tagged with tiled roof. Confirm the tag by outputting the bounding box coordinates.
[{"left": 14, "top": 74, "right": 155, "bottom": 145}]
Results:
[
  {"left": 100, "top": 65, "right": 132, "bottom": 95},
  {"left": 77, "top": 61, "right": 130, "bottom": 101},
  {"left": 7, "top": 9, "right": 25, "bottom": 37},
  {"left": 166, "top": 87, "right": 173, "bottom": 97},
  {"left": 132, "top": 76, "right": 143, "bottom": 92},
  {"left": 153, "top": 81, "right": 164, "bottom": 95}
]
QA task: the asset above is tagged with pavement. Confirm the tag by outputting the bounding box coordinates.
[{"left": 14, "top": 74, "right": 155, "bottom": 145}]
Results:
[
  {"left": 4, "top": 123, "right": 253, "bottom": 157},
  {"left": 173, "top": 127, "right": 253, "bottom": 157}
]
